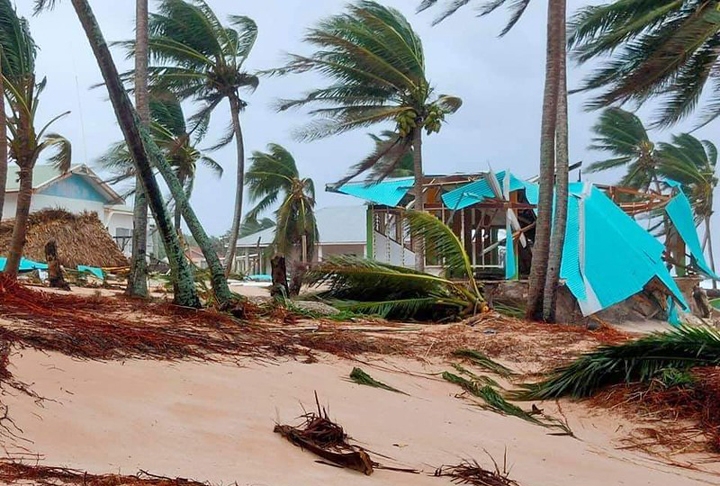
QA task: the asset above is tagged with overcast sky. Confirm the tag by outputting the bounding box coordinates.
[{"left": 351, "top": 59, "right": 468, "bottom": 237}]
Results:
[{"left": 15, "top": 0, "right": 720, "bottom": 238}]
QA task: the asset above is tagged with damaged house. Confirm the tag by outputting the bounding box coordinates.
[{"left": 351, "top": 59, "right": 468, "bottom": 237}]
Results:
[{"left": 328, "top": 170, "right": 717, "bottom": 324}]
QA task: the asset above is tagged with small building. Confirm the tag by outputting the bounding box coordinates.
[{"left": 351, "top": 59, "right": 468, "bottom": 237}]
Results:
[
  {"left": 328, "top": 171, "right": 717, "bottom": 323},
  {"left": 3, "top": 164, "right": 155, "bottom": 258},
  {"left": 234, "top": 205, "right": 367, "bottom": 275}
]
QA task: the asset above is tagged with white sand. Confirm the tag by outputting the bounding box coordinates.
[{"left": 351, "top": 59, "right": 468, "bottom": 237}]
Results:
[{"left": 2, "top": 349, "right": 718, "bottom": 486}]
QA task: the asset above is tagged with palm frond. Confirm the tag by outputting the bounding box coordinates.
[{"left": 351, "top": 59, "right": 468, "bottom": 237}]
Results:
[
  {"left": 350, "top": 367, "right": 408, "bottom": 394},
  {"left": 518, "top": 326, "right": 720, "bottom": 400},
  {"left": 453, "top": 349, "right": 515, "bottom": 377},
  {"left": 40, "top": 133, "right": 72, "bottom": 172}
]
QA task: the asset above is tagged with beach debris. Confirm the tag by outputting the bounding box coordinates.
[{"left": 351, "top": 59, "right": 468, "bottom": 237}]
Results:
[
  {"left": 0, "top": 459, "right": 210, "bottom": 486},
  {"left": 442, "top": 372, "right": 574, "bottom": 436},
  {"left": 349, "top": 367, "right": 408, "bottom": 395},
  {"left": 44, "top": 239, "right": 70, "bottom": 291},
  {"left": 434, "top": 453, "right": 520, "bottom": 486},
  {"left": 452, "top": 349, "right": 515, "bottom": 377},
  {"left": 274, "top": 393, "right": 374, "bottom": 475},
  {"left": 451, "top": 363, "right": 501, "bottom": 388}
]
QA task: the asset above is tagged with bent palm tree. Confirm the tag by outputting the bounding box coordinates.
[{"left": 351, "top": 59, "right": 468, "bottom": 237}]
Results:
[
  {"left": 355, "top": 130, "right": 414, "bottom": 181},
  {"left": 35, "top": 0, "right": 234, "bottom": 308},
  {"left": 418, "top": 0, "right": 569, "bottom": 322},
  {"left": 308, "top": 210, "right": 484, "bottom": 320},
  {"left": 587, "top": 108, "right": 661, "bottom": 192},
  {"left": 569, "top": 0, "right": 720, "bottom": 128},
  {"left": 1, "top": 1, "right": 71, "bottom": 279},
  {"left": 245, "top": 144, "right": 317, "bottom": 266},
  {"left": 656, "top": 133, "right": 718, "bottom": 281},
  {"left": 118, "top": 0, "right": 259, "bottom": 276},
  {"left": 268, "top": 0, "right": 462, "bottom": 272},
  {"left": 98, "top": 90, "right": 223, "bottom": 230}
]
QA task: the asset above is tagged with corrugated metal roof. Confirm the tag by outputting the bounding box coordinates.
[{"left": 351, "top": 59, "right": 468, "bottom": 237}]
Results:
[
  {"left": 564, "top": 185, "right": 688, "bottom": 315},
  {"left": 333, "top": 177, "right": 413, "bottom": 207},
  {"left": 665, "top": 191, "right": 718, "bottom": 279},
  {"left": 441, "top": 171, "right": 526, "bottom": 210},
  {"left": 236, "top": 205, "right": 367, "bottom": 248}
]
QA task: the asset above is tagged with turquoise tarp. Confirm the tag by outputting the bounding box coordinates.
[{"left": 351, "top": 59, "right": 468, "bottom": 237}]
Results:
[
  {"left": 77, "top": 265, "right": 104, "bottom": 280},
  {"left": 664, "top": 191, "right": 719, "bottom": 280},
  {"left": 0, "top": 257, "right": 49, "bottom": 272}
]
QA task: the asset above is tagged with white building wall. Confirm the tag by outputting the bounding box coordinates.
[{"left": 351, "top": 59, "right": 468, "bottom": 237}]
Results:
[{"left": 372, "top": 231, "right": 415, "bottom": 268}]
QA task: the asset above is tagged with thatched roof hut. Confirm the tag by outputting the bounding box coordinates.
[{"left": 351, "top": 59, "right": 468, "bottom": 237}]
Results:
[{"left": 0, "top": 209, "right": 128, "bottom": 268}]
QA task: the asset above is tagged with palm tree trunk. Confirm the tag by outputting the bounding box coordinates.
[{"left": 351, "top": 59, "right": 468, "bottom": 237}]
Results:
[
  {"left": 69, "top": 0, "right": 200, "bottom": 307},
  {"left": 706, "top": 216, "right": 717, "bottom": 289},
  {"left": 0, "top": 48, "right": 7, "bottom": 223},
  {"left": 174, "top": 201, "right": 182, "bottom": 233},
  {"left": 5, "top": 165, "right": 32, "bottom": 279},
  {"left": 223, "top": 93, "right": 246, "bottom": 277},
  {"left": 542, "top": 0, "right": 568, "bottom": 323},
  {"left": 412, "top": 127, "right": 425, "bottom": 272},
  {"left": 126, "top": 0, "right": 149, "bottom": 298},
  {"left": 526, "top": 0, "right": 562, "bottom": 321}
]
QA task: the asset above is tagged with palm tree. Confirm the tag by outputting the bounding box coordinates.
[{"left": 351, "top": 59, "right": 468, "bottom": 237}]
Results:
[
  {"left": 245, "top": 144, "right": 317, "bottom": 269},
  {"left": 568, "top": 1, "right": 720, "bottom": 128},
  {"left": 97, "top": 90, "right": 223, "bottom": 231},
  {"left": 34, "top": 0, "right": 234, "bottom": 308},
  {"left": 656, "top": 133, "right": 718, "bottom": 281},
  {"left": 417, "top": 0, "right": 568, "bottom": 321},
  {"left": 587, "top": 108, "right": 661, "bottom": 192},
  {"left": 1, "top": 1, "right": 71, "bottom": 279},
  {"left": 118, "top": 0, "right": 259, "bottom": 277},
  {"left": 127, "top": 0, "right": 150, "bottom": 298},
  {"left": 0, "top": 45, "right": 8, "bottom": 223},
  {"left": 353, "top": 130, "right": 415, "bottom": 182},
  {"left": 269, "top": 0, "right": 462, "bottom": 272}
]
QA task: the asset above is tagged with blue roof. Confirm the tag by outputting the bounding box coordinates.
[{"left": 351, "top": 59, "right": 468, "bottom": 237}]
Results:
[
  {"left": 333, "top": 178, "right": 413, "bottom": 207},
  {"left": 560, "top": 184, "right": 688, "bottom": 316},
  {"left": 664, "top": 191, "right": 719, "bottom": 280},
  {"left": 442, "top": 171, "right": 526, "bottom": 210}
]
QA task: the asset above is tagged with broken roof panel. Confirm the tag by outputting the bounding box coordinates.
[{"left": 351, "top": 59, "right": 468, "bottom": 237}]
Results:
[
  {"left": 664, "top": 191, "right": 719, "bottom": 280},
  {"left": 441, "top": 171, "right": 526, "bottom": 210},
  {"left": 332, "top": 177, "right": 414, "bottom": 207}
]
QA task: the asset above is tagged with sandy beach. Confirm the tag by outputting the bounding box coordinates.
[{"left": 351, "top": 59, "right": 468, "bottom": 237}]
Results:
[{"left": 3, "top": 346, "right": 719, "bottom": 486}]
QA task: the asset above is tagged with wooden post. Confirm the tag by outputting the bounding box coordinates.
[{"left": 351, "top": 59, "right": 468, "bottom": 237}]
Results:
[{"left": 45, "top": 239, "right": 70, "bottom": 291}]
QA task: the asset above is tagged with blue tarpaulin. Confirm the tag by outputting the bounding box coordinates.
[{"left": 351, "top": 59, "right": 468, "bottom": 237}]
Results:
[
  {"left": 0, "top": 257, "right": 49, "bottom": 272},
  {"left": 77, "top": 265, "right": 104, "bottom": 280}
]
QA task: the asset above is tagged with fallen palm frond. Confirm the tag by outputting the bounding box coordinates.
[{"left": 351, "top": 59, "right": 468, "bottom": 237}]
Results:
[
  {"left": 349, "top": 367, "right": 407, "bottom": 395},
  {"left": 306, "top": 211, "right": 484, "bottom": 321},
  {"left": 274, "top": 393, "right": 375, "bottom": 475},
  {"left": 306, "top": 255, "right": 474, "bottom": 320},
  {"left": 453, "top": 349, "right": 516, "bottom": 377},
  {"left": 518, "top": 326, "right": 720, "bottom": 400},
  {"left": 451, "top": 363, "right": 501, "bottom": 388},
  {"left": 0, "top": 460, "right": 210, "bottom": 486},
  {"left": 434, "top": 453, "right": 520, "bottom": 486},
  {"left": 442, "top": 372, "right": 541, "bottom": 424}
]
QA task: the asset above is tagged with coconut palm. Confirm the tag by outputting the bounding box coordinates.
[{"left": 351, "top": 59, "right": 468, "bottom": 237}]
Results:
[
  {"left": 97, "top": 90, "right": 223, "bottom": 231},
  {"left": 0, "top": 32, "right": 8, "bottom": 223},
  {"left": 117, "top": 0, "right": 259, "bottom": 276},
  {"left": 587, "top": 108, "right": 661, "bottom": 192},
  {"left": 656, "top": 133, "right": 718, "bottom": 279},
  {"left": 34, "top": 0, "right": 235, "bottom": 309},
  {"left": 354, "top": 130, "right": 415, "bottom": 182},
  {"left": 245, "top": 144, "right": 317, "bottom": 266},
  {"left": 568, "top": 0, "right": 720, "bottom": 128},
  {"left": 127, "top": 0, "right": 150, "bottom": 298},
  {"left": 0, "top": 1, "right": 71, "bottom": 279},
  {"left": 269, "top": 0, "right": 462, "bottom": 272},
  {"left": 418, "top": 0, "right": 569, "bottom": 322},
  {"left": 308, "top": 210, "right": 484, "bottom": 320}
]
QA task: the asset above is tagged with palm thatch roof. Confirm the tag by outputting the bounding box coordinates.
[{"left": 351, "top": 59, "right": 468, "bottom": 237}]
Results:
[{"left": 0, "top": 209, "right": 128, "bottom": 268}]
